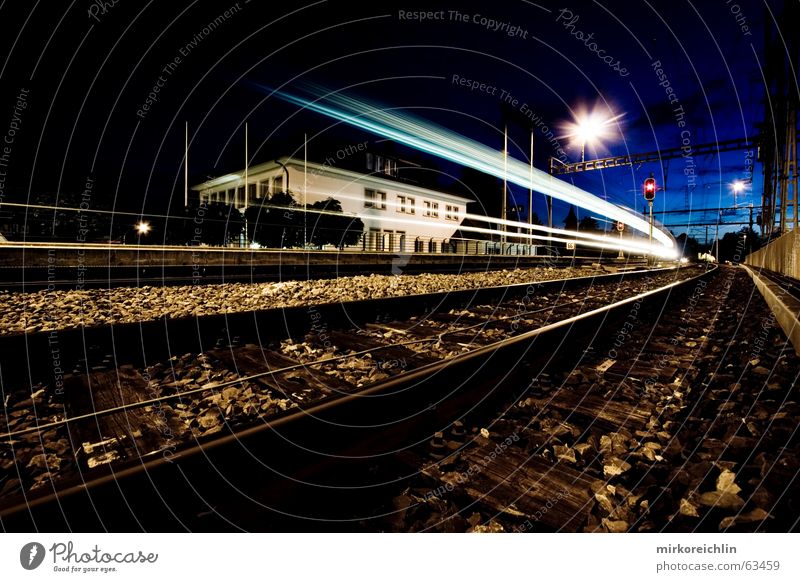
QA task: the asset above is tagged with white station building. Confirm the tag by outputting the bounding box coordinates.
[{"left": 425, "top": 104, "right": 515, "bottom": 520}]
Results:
[{"left": 192, "top": 155, "right": 472, "bottom": 252}]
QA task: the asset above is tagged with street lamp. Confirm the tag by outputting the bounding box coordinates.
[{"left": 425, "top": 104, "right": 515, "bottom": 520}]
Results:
[
  {"left": 123, "top": 221, "right": 151, "bottom": 244},
  {"left": 731, "top": 180, "right": 747, "bottom": 207},
  {"left": 136, "top": 221, "right": 151, "bottom": 236},
  {"left": 561, "top": 106, "right": 624, "bottom": 162}
]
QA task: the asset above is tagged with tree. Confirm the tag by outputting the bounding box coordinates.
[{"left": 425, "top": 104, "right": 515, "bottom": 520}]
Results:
[
  {"left": 306, "top": 197, "right": 364, "bottom": 249},
  {"left": 245, "top": 192, "right": 303, "bottom": 248},
  {"left": 578, "top": 216, "right": 600, "bottom": 231},
  {"left": 716, "top": 227, "right": 761, "bottom": 263},
  {"left": 176, "top": 201, "right": 243, "bottom": 246},
  {"left": 563, "top": 206, "right": 578, "bottom": 230},
  {"left": 674, "top": 233, "right": 701, "bottom": 261}
]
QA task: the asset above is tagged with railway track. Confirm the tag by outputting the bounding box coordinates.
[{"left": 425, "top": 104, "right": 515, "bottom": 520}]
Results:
[
  {"left": 369, "top": 266, "right": 799, "bottom": 533},
  {"left": 1, "top": 265, "right": 706, "bottom": 531}
]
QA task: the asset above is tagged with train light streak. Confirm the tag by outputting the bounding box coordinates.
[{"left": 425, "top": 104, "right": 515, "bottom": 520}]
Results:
[
  {"left": 263, "top": 85, "right": 674, "bottom": 251},
  {"left": 286, "top": 188, "right": 675, "bottom": 257}
]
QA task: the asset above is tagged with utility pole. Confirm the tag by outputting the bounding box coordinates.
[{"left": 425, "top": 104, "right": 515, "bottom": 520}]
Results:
[
  {"left": 243, "top": 122, "right": 249, "bottom": 247},
  {"left": 502, "top": 123, "right": 508, "bottom": 244},
  {"left": 304, "top": 133, "right": 308, "bottom": 248},
  {"left": 184, "top": 122, "right": 189, "bottom": 208},
  {"left": 528, "top": 129, "right": 534, "bottom": 245}
]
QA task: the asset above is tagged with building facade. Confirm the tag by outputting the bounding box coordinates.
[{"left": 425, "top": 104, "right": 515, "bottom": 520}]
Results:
[{"left": 192, "top": 156, "right": 472, "bottom": 252}]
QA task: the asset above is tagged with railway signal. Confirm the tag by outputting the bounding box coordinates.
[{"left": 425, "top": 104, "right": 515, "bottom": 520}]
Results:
[
  {"left": 643, "top": 176, "right": 656, "bottom": 201},
  {"left": 643, "top": 174, "right": 656, "bottom": 264},
  {"left": 616, "top": 221, "right": 625, "bottom": 259}
]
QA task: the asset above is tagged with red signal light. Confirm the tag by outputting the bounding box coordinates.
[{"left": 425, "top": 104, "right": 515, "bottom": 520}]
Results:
[{"left": 643, "top": 177, "right": 656, "bottom": 201}]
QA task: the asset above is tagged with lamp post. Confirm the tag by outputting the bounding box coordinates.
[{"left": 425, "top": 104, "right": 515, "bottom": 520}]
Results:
[
  {"left": 502, "top": 123, "right": 508, "bottom": 244},
  {"left": 562, "top": 106, "right": 624, "bottom": 163},
  {"left": 731, "top": 179, "right": 746, "bottom": 207}
]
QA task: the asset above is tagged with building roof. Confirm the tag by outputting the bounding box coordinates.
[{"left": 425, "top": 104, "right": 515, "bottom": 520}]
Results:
[{"left": 192, "top": 156, "right": 473, "bottom": 204}]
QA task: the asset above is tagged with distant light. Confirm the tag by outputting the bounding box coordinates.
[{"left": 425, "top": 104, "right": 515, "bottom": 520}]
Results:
[
  {"left": 249, "top": 241, "right": 261, "bottom": 249},
  {"left": 136, "top": 221, "right": 151, "bottom": 235},
  {"left": 732, "top": 180, "right": 746, "bottom": 194},
  {"left": 680, "top": 257, "right": 689, "bottom": 264}
]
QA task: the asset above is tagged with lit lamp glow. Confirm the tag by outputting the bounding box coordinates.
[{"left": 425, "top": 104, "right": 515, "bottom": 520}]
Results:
[
  {"left": 731, "top": 180, "right": 747, "bottom": 206},
  {"left": 561, "top": 106, "right": 624, "bottom": 162}
]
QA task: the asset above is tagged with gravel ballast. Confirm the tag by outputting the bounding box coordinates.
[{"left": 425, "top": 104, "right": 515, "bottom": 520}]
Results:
[{"left": 1, "top": 266, "right": 604, "bottom": 336}]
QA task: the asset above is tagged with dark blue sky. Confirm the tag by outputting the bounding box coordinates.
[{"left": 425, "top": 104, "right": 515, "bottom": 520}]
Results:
[{"left": 0, "top": 0, "right": 782, "bottom": 240}]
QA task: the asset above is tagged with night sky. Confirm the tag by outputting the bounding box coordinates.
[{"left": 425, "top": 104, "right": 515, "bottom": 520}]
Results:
[{"left": 0, "top": 0, "right": 782, "bottom": 241}]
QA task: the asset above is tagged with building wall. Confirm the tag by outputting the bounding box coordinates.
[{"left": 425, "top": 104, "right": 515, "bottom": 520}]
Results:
[{"left": 198, "top": 163, "right": 468, "bottom": 251}]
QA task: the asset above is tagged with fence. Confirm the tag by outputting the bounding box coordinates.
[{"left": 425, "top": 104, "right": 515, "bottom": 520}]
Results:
[{"left": 358, "top": 233, "right": 542, "bottom": 256}]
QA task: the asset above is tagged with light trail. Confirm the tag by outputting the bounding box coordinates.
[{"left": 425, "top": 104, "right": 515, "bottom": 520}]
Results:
[
  {"left": 263, "top": 84, "right": 675, "bottom": 252},
  {"left": 2, "top": 197, "right": 676, "bottom": 257},
  {"left": 291, "top": 186, "right": 677, "bottom": 257}
]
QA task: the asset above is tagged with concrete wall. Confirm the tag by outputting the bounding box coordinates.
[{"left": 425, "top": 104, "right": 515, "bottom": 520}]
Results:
[{"left": 745, "top": 229, "right": 800, "bottom": 279}]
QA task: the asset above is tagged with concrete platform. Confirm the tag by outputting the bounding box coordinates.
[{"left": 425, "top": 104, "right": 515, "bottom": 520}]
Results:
[
  {"left": 742, "top": 265, "right": 800, "bottom": 356},
  {"left": 0, "top": 242, "right": 632, "bottom": 289}
]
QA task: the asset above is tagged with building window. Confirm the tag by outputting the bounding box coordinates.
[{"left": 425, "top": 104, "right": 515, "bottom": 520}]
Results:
[
  {"left": 259, "top": 182, "right": 269, "bottom": 199},
  {"left": 445, "top": 205, "right": 459, "bottom": 220},
  {"left": 364, "top": 188, "right": 386, "bottom": 209},
  {"left": 272, "top": 176, "right": 283, "bottom": 194},
  {"left": 424, "top": 201, "right": 439, "bottom": 218},
  {"left": 397, "top": 196, "right": 415, "bottom": 214},
  {"left": 367, "top": 153, "right": 398, "bottom": 177},
  {"left": 236, "top": 187, "right": 245, "bottom": 208}
]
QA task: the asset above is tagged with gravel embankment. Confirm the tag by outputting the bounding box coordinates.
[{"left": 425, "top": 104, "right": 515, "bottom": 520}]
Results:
[
  {"left": 378, "top": 267, "right": 799, "bottom": 533},
  {"left": 1, "top": 267, "right": 603, "bottom": 336}
]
